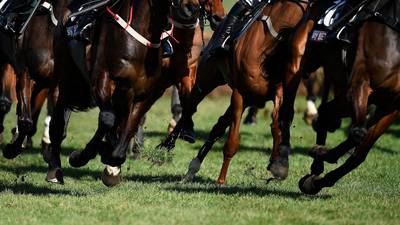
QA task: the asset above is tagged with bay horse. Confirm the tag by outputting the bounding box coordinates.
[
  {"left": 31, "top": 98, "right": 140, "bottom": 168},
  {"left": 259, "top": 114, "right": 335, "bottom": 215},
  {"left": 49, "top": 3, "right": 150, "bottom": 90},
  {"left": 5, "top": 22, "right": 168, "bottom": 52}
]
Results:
[
  {"left": 46, "top": 0, "right": 201, "bottom": 185},
  {"left": 0, "top": 0, "right": 60, "bottom": 158},
  {"left": 158, "top": 0, "right": 310, "bottom": 184},
  {"left": 299, "top": 1, "right": 400, "bottom": 194}
]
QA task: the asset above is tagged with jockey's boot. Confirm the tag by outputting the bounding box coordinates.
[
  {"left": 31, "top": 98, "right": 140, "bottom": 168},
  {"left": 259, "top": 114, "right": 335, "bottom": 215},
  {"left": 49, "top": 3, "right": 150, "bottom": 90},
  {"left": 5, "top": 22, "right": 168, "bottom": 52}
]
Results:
[
  {"left": 162, "top": 38, "right": 174, "bottom": 58},
  {"left": 65, "top": 0, "right": 117, "bottom": 43},
  {"left": 209, "top": 1, "right": 248, "bottom": 53}
]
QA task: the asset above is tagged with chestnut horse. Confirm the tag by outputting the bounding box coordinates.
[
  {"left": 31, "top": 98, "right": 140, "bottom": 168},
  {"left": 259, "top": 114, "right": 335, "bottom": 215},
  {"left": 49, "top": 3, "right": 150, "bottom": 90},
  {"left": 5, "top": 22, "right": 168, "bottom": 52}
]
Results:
[
  {"left": 299, "top": 4, "right": 400, "bottom": 194},
  {"left": 1, "top": 1, "right": 60, "bottom": 159},
  {"left": 46, "top": 0, "right": 202, "bottom": 185},
  {"left": 158, "top": 0, "right": 310, "bottom": 184}
]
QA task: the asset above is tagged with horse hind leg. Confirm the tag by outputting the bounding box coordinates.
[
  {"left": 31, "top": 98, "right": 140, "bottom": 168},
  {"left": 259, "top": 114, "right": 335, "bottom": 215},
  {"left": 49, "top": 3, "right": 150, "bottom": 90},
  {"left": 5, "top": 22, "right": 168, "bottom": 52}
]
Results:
[
  {"left": 216, "top": 89, "right": 244, "bottom": 184},
  {"left": 183, "top": 105, "right": 233, "bottom": 181},
  {"left": 299, "top": 110, "right": 398, "bottom": 194}
]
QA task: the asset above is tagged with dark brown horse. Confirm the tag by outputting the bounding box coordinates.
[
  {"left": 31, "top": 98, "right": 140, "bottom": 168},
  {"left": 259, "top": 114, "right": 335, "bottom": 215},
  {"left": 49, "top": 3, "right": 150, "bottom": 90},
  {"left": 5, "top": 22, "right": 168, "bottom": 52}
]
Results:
[
  {"left": 1, "top": 1, "right": 60, "bottom": 159},
  {"left": 299, "top": 2, "right": 400, "bottom": 194},
  {"left": 159, "top": 0, "right": 310, "bottom": 184},
  {"left": 46, "top": 0, "right": 202, "bottom": 185}
]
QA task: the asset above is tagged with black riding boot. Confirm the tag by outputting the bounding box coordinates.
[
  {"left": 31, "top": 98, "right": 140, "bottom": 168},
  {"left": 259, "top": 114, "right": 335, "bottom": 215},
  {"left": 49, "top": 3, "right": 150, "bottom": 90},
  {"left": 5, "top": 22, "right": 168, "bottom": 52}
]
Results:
[
  {"left": 208, "top": 1, "right": 248, "bottom": 53},
  {"left": 162, "top": 38, "right": 174, "bottom": 58}
]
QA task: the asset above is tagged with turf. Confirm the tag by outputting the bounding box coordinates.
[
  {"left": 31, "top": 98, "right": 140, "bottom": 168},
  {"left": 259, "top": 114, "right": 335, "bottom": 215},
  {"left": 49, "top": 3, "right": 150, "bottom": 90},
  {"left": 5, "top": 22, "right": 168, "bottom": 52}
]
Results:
[{"left": 0, "top": 94, "right": 399, "bottom": 225}]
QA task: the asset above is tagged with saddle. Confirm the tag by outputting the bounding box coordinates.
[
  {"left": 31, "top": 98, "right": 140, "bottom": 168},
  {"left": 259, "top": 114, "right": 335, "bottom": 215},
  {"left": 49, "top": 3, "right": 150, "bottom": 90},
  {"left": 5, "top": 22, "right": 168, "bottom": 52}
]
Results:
[{"left": 310, "top": 0, "right": 400, "bottom": 43}]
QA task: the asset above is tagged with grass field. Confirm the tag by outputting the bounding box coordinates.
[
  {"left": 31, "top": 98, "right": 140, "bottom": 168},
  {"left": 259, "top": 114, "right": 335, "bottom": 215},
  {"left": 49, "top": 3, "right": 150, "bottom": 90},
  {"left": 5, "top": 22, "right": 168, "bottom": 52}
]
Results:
[{"left": 0, "top": 95, "right": 399, "bottom": 225}]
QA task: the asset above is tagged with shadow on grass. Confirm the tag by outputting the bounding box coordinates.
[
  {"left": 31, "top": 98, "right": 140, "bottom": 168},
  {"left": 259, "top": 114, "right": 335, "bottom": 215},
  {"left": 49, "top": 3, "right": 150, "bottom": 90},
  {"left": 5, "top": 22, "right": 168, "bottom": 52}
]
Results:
[
  {"left": 0, "top": 164, "right": 100, "bottom": 180},
  {"left": 0, "top": 182, "right": 87, "bottom": 196},
  {"left": 125, "top": 173, "right": 215, "bottom": 185},
  {"left": 164, "top": 185, "right": 331, "bottom": 200}
]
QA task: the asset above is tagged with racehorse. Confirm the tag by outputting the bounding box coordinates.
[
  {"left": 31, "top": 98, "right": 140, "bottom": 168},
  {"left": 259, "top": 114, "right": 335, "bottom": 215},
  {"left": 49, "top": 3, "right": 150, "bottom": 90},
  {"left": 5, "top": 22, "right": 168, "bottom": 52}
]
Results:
[
  {"left": 46, "top": 0, "right": 201, "bottom": 185},
  {"left": 299, "top": 0, "right": 400, "bottom": 194},
  {"left": 1, "top": 1, "right": 60, "bottom": 158},
  {"left": 158, "top": 0, "right": 310, "bottom": 184}
]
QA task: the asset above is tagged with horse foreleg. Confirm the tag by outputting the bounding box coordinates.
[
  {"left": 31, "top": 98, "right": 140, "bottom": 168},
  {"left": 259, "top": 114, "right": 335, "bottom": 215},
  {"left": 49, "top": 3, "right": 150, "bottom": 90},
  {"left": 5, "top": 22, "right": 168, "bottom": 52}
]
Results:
[
  {"left": 0, "top": 63, "right": 15, "bottom": 137},
  {"left": 168, "top": 86, "right": 182, "bottom": 134},
  {"left": 16, "top": 68, "right": 34, "bottom": 134},
  {"left": 216, "top": 89, "right": 244, "bottom": 185},
  {"left": 69, "top": 71, "right": 113, "bottom": 168},
  {"left": 184, "top": 105, "right": 233, "bottom": 181},
  {"left": 43, "top": 97, "right": 71, "bottom": 184},
  {"left": 158, "top": 61, "right": 225, "bottom": 150},
  {"left": 24, "top": 87, "right": 48, "bottom": 149},
  {"left": 300, "top": 110, "right": 398, "bottom": 195},
  {"left": 268, "top": 83, "right": 286, "bottom": 179}
]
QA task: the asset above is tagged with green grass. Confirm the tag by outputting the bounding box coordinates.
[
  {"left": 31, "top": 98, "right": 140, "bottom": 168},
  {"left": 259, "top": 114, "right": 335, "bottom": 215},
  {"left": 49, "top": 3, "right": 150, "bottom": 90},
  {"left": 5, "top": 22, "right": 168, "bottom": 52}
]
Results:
[{"left": 0, "top": 95, "right": 399, "bottom": 225}]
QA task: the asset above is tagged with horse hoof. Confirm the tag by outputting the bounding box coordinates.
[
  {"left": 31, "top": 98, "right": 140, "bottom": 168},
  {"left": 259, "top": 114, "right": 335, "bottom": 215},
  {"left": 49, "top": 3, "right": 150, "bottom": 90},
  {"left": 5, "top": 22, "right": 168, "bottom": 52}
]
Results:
[
  {"left": 299, "top": 174, "right": 322, "bottom": 195},
  {"left": 69, "top": 151, "right": 90, "bottom": 168},
  {"left": 179, "top": 127, "right": 195, "bottom": 144},
  {"left": 102, "top": 166, "right": 121, "bottom": 187},
  {"left": 46, "top": 168, "right": 64, "bottom": 184},
  {"left": 267, "top": 159, "right": 288, "bottom": 180},
  {"left": 2, "top": 143, "right": 23, "bottom": 159},
  {"left": 183, "top": 157, "right": 201, "bottom": 182}
]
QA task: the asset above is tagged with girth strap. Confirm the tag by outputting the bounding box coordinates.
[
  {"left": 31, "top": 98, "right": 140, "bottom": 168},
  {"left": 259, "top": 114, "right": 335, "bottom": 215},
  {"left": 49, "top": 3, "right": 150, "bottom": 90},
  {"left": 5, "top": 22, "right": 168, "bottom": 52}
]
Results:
[{"left": 41, "top": 1, "right": 58, "bottom": 26}]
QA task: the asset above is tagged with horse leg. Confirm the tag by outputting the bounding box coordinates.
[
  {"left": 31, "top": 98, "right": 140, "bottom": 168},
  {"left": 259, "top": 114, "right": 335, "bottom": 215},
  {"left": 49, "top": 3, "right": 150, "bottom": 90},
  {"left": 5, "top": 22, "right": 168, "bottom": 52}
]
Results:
[
  {"left": 102, "top": 89, "right": 165, "bottom": 186},
  {"left": 183, "top": 105, "right": 233, "bottom": 181},
  {"left": 303, "top": 73, "right": 318, "bottom": 125},
  {"left": 216, "top": 89, "right": 244, "bottom": 184},
  {"left": 299, "top": 110, "right": 398, "bottom": 194},
  {"left": 243, "top": 106, "right": 258, "bottom": 125},
  {"left": 277, "top": 20, "right": 315, "bottom": 179},
  {"left": 0, "top": 63, "right": 15, "bottom": 143},
  {"left": 42, "top": 87, "right": 58, "bottom": 148},
  {"left": 2, "top": 69, "right": 33, "bottom": 158},
  {"left": 348, "top": 66, "right": 371, "bottom": 145},
  {"left": 268, "top": 83, "right": 285, "bottom": 179},
  {"left": 168, "top": 86, "right": 182, "bottom": 134},
  {"left": 158, "top": 64, "right": 225, "bottom": 150},
  {"left": 43, "top": 97, "right": 71, "bottom": 184},
  {"left": 69, "top": 71, "right": 113, "bottom": 167},
  {"left": 129, "top": 115, "right": 145, "bottom": 160},
  {"left": 24, "top": 87, "right": 49, "bottom": 149}
]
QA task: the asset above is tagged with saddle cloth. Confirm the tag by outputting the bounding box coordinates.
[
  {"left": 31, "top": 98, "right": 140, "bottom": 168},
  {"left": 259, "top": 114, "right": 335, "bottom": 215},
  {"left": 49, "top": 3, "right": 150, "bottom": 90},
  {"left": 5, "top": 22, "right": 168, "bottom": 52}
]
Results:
[{"left": 311, "top": 0, "right": 400, "bottom": 43}]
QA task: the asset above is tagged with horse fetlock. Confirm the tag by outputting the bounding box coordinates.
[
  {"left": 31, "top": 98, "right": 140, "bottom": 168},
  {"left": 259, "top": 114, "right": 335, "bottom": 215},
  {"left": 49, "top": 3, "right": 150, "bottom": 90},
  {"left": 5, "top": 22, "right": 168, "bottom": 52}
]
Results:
[
  {"left": 99, "top": 111, "right": 116, "bottom": 129},
  {"left": 69, "top": 150, "right": 93, "bottom": 168},
  {"left": 17, "top": 117, "right": 33, "bottom": 134},
  {"left": 308, "top": 145, "right": 328, "bottom": 159},
  {"left": 349, "top": 127, "right": 367, "bottom": 145}
]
